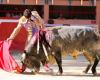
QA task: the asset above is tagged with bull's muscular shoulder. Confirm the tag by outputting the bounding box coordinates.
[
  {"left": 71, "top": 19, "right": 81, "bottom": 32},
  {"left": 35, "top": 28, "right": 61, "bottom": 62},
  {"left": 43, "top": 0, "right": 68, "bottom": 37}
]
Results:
[{"left": 19, "top": 16, "right": 27, "bottom": 23}]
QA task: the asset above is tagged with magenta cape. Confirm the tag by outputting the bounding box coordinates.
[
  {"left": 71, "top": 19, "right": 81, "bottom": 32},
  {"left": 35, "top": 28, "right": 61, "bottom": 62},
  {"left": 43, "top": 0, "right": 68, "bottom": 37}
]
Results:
[{"left": 0, "top": 40, "right": 20, "bottom": 72}]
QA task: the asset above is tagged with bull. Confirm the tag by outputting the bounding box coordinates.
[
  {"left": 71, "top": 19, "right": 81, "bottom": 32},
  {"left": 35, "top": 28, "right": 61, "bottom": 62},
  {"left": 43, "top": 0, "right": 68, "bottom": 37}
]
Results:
[{"left": 22, "top": 25, "right": 100, "bottom": 75}]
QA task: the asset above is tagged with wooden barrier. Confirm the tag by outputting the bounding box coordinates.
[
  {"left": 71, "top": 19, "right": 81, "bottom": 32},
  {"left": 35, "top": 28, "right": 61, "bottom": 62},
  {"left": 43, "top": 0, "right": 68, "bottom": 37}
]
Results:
[{"left": 0, "top": 22, "right": 27, "bottom": 51}]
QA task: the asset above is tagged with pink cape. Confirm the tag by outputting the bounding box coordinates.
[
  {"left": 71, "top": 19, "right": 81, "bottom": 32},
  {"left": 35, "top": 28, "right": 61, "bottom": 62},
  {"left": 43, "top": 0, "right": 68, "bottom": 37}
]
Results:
[{"left": 0, "top": 40, "right": 21, "bottom": 72}]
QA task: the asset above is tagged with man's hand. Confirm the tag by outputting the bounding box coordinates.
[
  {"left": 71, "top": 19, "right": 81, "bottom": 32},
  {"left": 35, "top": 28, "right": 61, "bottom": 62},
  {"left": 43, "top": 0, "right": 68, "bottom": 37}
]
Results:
[{"left": 6, "top": 38, "right": 13, "bottom": 42}]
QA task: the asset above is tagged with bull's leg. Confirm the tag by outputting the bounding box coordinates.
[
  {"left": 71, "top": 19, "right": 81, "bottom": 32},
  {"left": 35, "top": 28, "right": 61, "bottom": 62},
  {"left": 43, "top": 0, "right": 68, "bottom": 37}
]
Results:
[
  {"left": 53, "top": 48, "right": 63, "bottom": 75},
  {"left": 30, "top": 56, "right": 41, "bottom": 74},
  {"left": 82, "top": 50, "right": 94, "bottom": 73},
  {"left": 91, "top": 57, "right": 99, "bottom": 76},
  {"left": 83, "top": 63, "right": 92, "bottom": 73}
]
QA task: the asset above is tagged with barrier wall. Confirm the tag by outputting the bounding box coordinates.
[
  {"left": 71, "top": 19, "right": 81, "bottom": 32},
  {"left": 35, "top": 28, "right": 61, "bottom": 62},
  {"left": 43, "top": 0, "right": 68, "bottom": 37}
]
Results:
[{"left": 0, "top": 22, "right": 27, "bottom": 51}]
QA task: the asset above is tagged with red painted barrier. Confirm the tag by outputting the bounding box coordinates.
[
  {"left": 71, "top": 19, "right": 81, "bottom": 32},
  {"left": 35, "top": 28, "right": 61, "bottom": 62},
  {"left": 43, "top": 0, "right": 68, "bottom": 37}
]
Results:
[{"left": 0, "top": 22, "right": 27, "bottom": 51}]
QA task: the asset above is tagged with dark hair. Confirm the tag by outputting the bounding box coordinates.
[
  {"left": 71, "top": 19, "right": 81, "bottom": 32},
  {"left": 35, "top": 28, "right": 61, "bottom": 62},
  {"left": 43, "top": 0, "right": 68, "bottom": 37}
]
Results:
[{"left": 23, "top": 9, "right": 31, "bottom": 18}]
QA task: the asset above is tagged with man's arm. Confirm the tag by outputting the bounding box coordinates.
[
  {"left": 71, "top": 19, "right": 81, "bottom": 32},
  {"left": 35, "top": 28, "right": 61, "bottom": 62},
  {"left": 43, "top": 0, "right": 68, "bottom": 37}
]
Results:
[
  {"left": 9, "top": 26, "right": 21, "bottom": 39},
  {"left": 8, "top": 22, "right": 22, "bottom": 40}
]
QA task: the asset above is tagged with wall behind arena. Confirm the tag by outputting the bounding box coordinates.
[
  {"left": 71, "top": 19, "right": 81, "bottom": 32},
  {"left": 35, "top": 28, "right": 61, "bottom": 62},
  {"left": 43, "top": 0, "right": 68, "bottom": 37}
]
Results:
[{"left": 0, "top": 0, "right": 99, "bottom": 27}]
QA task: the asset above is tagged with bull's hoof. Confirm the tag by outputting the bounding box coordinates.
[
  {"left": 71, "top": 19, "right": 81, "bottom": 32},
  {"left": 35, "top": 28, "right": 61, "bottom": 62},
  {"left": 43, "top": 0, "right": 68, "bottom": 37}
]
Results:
[
  {"left": 30, "top": 69, "right": 40, "bottom": 75},
  {"left": 83, "top": 70, "right": 88, "bottom": 74},
  {"left": 56, "top": 71, "right": 62, "bottom": 76},
  {"left": 91, "top": 69, "right": 97, "bottom": 76},
  {"left": 34, "top": 68, "right": 40, "bottom": 74},
  {"left": 31, "top": 71, "right": 37, "bottom": 75},
  {"left": 93, "top": 72, "right": 97, "bottom": 76}
]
